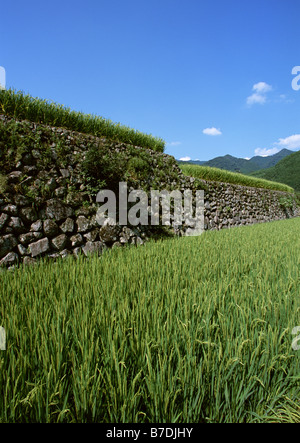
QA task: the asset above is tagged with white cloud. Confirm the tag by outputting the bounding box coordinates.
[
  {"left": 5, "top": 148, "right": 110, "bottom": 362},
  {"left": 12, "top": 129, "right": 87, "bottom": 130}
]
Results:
[
  {"left": 276, "top": 134, "right": 300, "bottom": 150},
  {"left": 166, "top": 141, "right": 181, "bottom": 146},
  {"left": 253, "top": 82, "right": 272, "bottom": 94},
  {"left": 244, "top": 157, "right": 251, "bottom": 160},
  {"left": 274, "top": 94, "right": 294, "bottom": 104},
  {"left": 247, "top": 82, "right": 272, "bottom": 106},
  {"left": 254, "top": 147, "right": 280, "bottom": 157},
  {"left": 0, "top": 66, "right": 5, "bottom": 90},
  {"left": 247, "top": 93, "right": 267, "bottom": 105},
  {"left": 179, "top": 156, "right": 191, "bottom": 161},
  {"left": 203, "top": 127, "right": 222, "bottom": 136},
  {"left": 253, "top": 134, "right": 300, "bottom": 158}
]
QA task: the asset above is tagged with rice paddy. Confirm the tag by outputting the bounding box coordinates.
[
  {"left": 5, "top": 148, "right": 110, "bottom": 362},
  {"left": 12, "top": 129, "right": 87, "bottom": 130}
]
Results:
[{"left": 0, "top": 218, "right": 299, "bottom": 423}]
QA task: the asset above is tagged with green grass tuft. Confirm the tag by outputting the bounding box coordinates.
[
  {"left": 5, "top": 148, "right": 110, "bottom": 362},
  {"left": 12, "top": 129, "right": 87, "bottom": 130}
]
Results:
[
  {"left": 0, "top": 89, "right": 165, "bottom": 152},
  {"left": 180, "top": 163, "right": 295, "bottom": 193}
]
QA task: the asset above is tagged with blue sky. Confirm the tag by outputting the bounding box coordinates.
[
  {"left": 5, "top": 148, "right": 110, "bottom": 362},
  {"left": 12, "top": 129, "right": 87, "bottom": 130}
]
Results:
[{"left": 1, "top": 0, "right": 300, "bottom": 161}]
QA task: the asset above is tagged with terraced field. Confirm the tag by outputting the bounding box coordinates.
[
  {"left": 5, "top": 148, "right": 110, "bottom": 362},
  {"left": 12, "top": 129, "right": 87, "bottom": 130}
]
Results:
[{"left": 0, "top": 218, "right": 299, "bottom": 422}]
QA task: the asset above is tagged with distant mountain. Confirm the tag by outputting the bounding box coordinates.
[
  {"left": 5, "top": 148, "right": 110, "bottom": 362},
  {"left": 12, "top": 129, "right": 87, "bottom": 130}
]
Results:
[
  {"left": 249, "top": 149, "right": 294, "bottom": 170},
  {"left": 177, "top": 160, "right": 206, "bottom": 165},
  {"left": 204, "top": 154, "right": 258, "bottom": 174},
  {"left": 177, "top": 149, "right": 294, "bottom": 174},
  {"left": 250, "top": 150, "right": 300, "bottom": 192}
]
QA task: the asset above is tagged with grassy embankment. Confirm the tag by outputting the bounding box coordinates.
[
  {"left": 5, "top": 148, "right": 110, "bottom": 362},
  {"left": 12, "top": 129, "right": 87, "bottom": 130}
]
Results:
[
  {"left": 0, "top": 89, "right": 165, "bottom": 152},
  {"left": 180, "top": 163, "right": 295, "bottom": 193}
]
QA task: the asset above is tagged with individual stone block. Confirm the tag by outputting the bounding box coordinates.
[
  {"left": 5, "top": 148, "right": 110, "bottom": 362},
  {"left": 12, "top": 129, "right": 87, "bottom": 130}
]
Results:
[
  {"left": 76, "top": 216, "right": 91, "bottom": 233},
  {"left": 51, "top": 234, "right": 68, "bottom": 251},
  {"left": 60, "top": 218, "right": 75, "bottom": 233},
  {"left": 59, "top": 169, "right": 70, "bottom": 178},
  {"left": 83, "top": 229, "right": 99, "bottom": 242},
  {"left": 99, "top": 224, "right": 119, "bottom": 243},
  {"left": 8, "top": 217, "right": 25, "bottom": 234},
  {"left": 30, "top": 220, "right": 43, "bottom": 232},
  {"left": 0, "top": 234, "right": 18, "bottom": 259},
  {"left": 136, "top": 236, "right": 144, "bottom": 246},
  {"left": 20, "top": 207, "right": 38, "bottom": 223},
  {"left": 7, "top": 171, "right": 22, "bottom": 183},
  {"left": 60, "top": 249, "right": 71, "bottom": 259},
  {"left": 55, "top": 187, "right": 66, "bottom": 198},
  {"left": 82, "top": 241, "right": 103, "bottom": 257},
  {"left": 23, "top": 256, "right": 37, "bottom": 266},
  {"left": 18, "top": 231, "right": 42, "bottom": 245},
  {"left": 70, "top": 233, "right": 83, "bottom": 247},
  {"left": 0, "top": 252, "right": 19, "bottom": 267},
  {"left": 29, "top": 238, "right": 50, "bottom": 258},
  {"left": 0, "top": 213, "right": 9, "bottom": 229},
  {"left": 14, "top": 195, "right": 31, "bottom": 207},
  {"left": 45, "top": 199, "right": 74, "bottom": 221},
  {"left": 17, "top": 243, "right": 29, "bottom": 256},
  {"left": 73, "top": 247, "right": 83, "bottom": 258},
  {"left": 43, "top": 219, "right": 59, "bottom": 237},
  {"left": 2, "top": 204, "right": 18, "bottom": 216}
]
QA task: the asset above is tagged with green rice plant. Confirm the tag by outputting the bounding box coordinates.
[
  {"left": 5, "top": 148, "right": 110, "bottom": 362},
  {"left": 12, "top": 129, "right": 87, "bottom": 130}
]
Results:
[
  {"left": 0, "top": 218, "right": 299, "bottom": 422},
  {"left": 180, "top": 164, "right": 295, "bottom": 193},
  {"left": 0, "top": 89, "right": 165, "bottom": 152}
]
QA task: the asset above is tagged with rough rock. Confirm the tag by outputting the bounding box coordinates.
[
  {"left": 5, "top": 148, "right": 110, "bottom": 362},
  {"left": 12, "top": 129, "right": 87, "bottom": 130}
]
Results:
[
  {"left": 17, "top": 243, "right": 29, "bottom": 256},
  {"left": 60, "top": 169, "right": 70, "bottom": 178},
  {"left": 135, "top": 236, "right": 144, "bottom": 246},
  {"left": 45, "top": 199, "right": 74, "bottom": 221},
  {"left": 8, "top": 171, "right": 22, "bottom": 183},
  {"left": 99, "top": 224, "right": 120, "bottom": 243},
  {"left": 20, "top": 207, "right": 38, "bottom": 223},
  {"left": 51, "top": 234, "right": 68, "bottom": 251},
  {"left": 0, "top": 213, "right": 9, "bottom": 229},
  {"left": 43, "top": 219, "right": 59, "bottom": 237},
  {"left": 2, "top": 205, "right": 18, "bottom": 216},
  {"left": 30, "top": 220, "right": 43, "bottom": 232},
  {"left": 23, "top": 256, "right": 37, "bottom": 266},
  {"left": 83, "top": 229, "right": 99, "bottom": 242},
  {"left": 82, "top": 241, "right": 103, "bottom": 256},
  {"left": 0, "top": 252, "right": 19, "bottom": 267},
  {"left": 60, "top": 218, "right": 75, "bottom": 233},
  {"left": 55, "top": 187, "right": 66, "bottom": 198},
  {"left": 70, "top": 233, "right": 83, "bottom": 247},
  {"left": 76, "top": 215, "right": 91, "bottom": 233},
  {"left": 60, "top": 249, "right": 71, "bottom": 259},
  {"left": 8, "top": 217, "right": 25, "bottom": 234},
  {"left": 18, "top": 231, "right": 43, "bottom": 245},
  {"left": 29, "top": 238, "right": 50, "bottom": 257},
  {"left": 14, "top": 195, "right": 31, "bottom": 207},
  {"left": 0, "top": 234, "right": 18, "bottom": 259}
]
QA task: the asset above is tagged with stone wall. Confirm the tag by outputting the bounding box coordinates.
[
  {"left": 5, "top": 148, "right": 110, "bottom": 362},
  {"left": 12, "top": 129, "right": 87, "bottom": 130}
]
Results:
[
  {"left": 0, "top": 115, "right": 298, "bottom": 268},
  {"left": 201, "top": 180, "right": 298, "bottom": 230}
]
